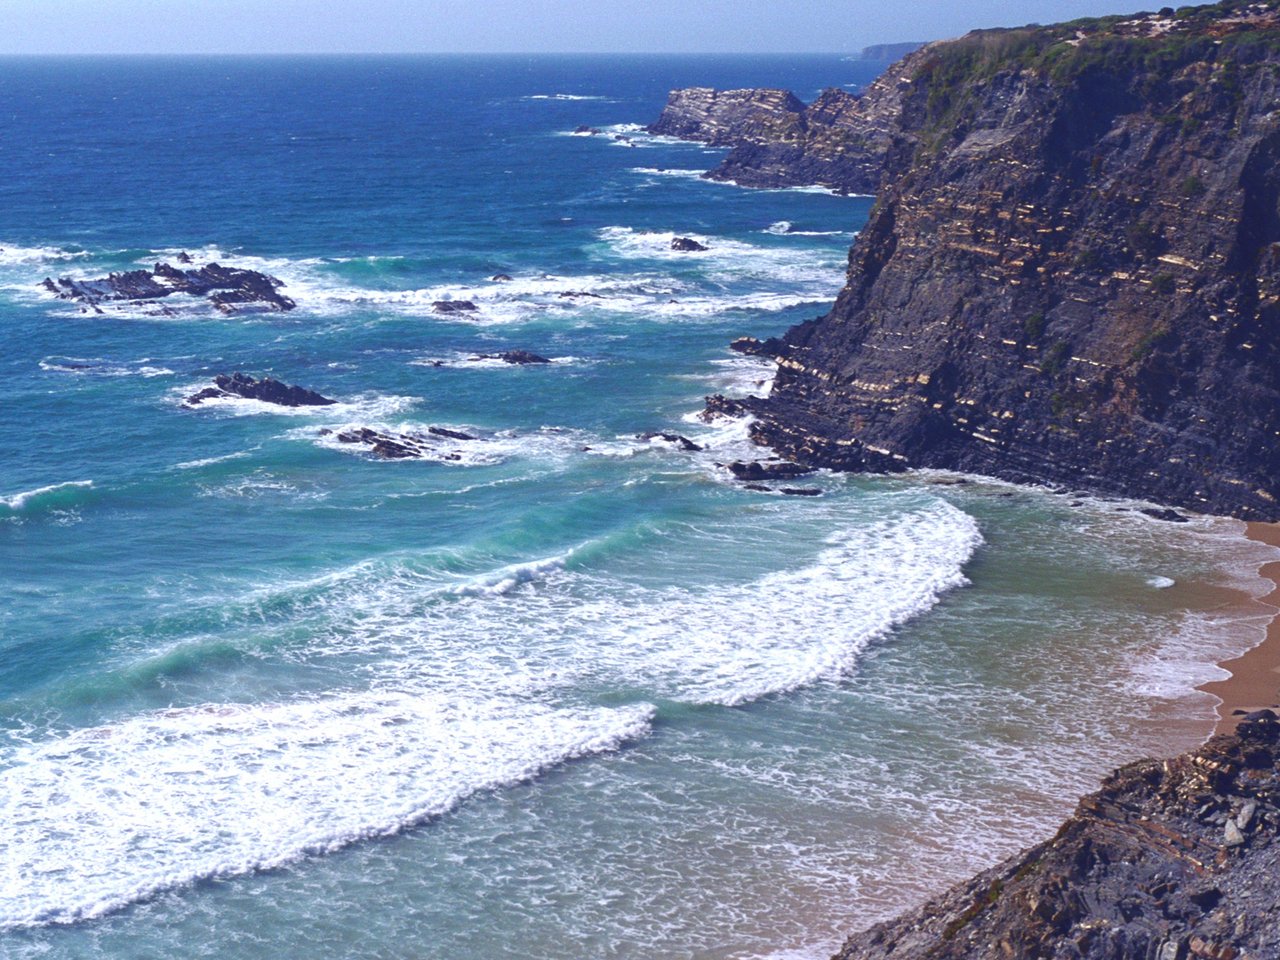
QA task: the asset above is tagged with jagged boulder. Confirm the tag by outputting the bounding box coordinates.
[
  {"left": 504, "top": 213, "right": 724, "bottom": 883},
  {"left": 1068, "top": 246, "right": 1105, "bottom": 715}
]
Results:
[{"left": 185, "top": 373, "right": 335, "bottom": 407}]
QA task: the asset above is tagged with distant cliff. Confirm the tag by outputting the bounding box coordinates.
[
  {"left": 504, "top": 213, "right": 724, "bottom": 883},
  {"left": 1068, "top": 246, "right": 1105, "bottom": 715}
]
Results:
[
  {"left": 647, "top": 53, "right": 928, "bottom": 194},
  {"left": 836, "top": 709, "right": 1280, "bottom": 960},
  {"left": 856, "top": 42, "right": 925, "bottom": 62},
  {"left": 727, "top": 1, "right": 1280, "bottom": 521}
]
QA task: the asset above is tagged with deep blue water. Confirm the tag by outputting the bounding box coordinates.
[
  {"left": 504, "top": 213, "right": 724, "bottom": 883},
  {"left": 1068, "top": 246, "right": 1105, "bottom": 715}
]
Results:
[{"left": 0, "top": 55, "right": 1270, "bottom": 960}]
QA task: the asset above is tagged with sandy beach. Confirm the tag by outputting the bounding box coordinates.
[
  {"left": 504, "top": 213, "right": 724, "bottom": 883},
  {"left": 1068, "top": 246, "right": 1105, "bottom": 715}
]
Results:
[{"left": 1200, "top": 522, "right": 1280, "bottom": 732}]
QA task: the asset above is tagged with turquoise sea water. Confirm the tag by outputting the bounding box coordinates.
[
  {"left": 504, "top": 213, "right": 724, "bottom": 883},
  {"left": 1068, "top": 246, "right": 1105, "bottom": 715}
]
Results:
[{"left": 0, "top": 55, "right": 1276, "bottom": 959}]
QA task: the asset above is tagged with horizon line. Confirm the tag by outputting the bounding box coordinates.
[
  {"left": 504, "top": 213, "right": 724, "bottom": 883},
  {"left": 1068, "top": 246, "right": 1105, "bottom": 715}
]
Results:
[{"left": 0, "top": 48, "right": 924, "bottom": 58}]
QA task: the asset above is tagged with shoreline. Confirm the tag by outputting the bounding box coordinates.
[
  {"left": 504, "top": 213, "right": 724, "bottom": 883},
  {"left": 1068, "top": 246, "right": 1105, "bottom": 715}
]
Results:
[{"left": 1199, "top": 521, "right": 1280, "bottom": 733}]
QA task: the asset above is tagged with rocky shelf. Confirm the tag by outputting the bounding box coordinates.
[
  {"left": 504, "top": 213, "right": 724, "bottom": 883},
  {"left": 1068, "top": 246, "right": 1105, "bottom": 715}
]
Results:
[
  {"left": 835, "top": 709, "right": 1280, "bottom": 960},
  {"left": 43, "top": 260, "right": 296, "bottom": 315}
]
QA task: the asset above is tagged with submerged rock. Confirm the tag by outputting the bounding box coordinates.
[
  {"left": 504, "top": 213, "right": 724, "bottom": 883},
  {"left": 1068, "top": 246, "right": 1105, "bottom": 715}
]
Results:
[
  {"left": 432, "top": 300, "right": 478, "bottom": 314},
  {"left": 725, "top": 460, "right": 813, "bottom": 481},
  {"left": 332, "top": 425, "right": 480, "bottom": 461},
  {"left": 467, "top": 351, "right": 552, "bottom": 365},
  {"left": 637, "top": 431, "right": 703, "bottom": 452},
  {"left": 185, "top": 373, "right": 336, "bottom": 407}
]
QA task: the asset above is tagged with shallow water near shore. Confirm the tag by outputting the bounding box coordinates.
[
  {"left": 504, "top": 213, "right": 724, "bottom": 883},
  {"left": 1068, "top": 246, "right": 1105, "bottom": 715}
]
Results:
[{"left": 1, "top": 55, "right": 1276, "bottom": 960}]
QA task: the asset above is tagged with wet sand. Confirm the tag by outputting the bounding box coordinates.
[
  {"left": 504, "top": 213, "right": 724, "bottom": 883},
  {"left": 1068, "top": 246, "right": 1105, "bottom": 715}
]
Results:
[{"left": 1200, "top": 522, "right": 1280, "bottom": 733}]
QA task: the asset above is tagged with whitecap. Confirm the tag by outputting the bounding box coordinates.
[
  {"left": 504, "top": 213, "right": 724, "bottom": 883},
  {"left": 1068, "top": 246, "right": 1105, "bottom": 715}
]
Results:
[{"left": 0, "top": 480, "right": 94, "bottom": 513}]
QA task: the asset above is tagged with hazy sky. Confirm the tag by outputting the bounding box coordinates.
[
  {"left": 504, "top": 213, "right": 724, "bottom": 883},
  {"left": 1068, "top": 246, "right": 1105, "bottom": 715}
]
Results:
[{"left": 1, "top": 1, "right": 1148, "bottom": 54}]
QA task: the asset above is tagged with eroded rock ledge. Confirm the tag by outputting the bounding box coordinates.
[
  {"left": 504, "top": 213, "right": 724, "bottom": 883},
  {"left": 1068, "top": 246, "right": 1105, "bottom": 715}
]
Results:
[{"left": 836, "top": 710, "right": 1280, "bottom": 960}]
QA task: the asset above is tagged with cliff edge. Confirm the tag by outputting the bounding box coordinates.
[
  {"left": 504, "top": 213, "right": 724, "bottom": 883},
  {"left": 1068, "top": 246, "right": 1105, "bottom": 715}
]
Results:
[
  {"left": 731, "top": 1, "right": 1280, "bottom": 521},
  {"left": 835, "top": 710, "right": 1280, "bottom": 960}
]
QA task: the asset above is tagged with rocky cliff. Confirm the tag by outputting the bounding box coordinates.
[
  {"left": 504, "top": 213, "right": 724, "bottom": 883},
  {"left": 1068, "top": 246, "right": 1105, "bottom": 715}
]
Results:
[
  {"left": 835, "top": 709, "right": 1280, "bottom": 960},
  {"left": 647, "top": 55, "right": 927, "bottom": 193},
  {"left": 733, "top": 1, "right": 1280, "bottom": 521}
]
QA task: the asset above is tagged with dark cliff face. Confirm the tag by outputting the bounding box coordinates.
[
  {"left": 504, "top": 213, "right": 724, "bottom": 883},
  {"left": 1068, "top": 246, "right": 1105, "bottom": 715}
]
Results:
[
  {"left": 835, "top": 710, "right": 1280, "bottom": 960},
  {"left": 647, "top": 57, "right": 929, "bottom": 194},
  {"left": 748, "top": 2, "right": 1280, "bottom": 521}
]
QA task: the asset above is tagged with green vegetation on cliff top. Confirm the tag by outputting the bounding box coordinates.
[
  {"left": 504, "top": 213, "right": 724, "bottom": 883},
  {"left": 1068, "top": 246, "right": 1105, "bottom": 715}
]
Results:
[{"left": 915, "top": 0, "right": 1280, "bottom": 136}]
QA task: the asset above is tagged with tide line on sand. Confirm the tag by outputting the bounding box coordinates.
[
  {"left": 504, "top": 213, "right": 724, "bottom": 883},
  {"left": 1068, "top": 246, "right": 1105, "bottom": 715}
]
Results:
[{"left": 1201, "top": 522, "right": 1280, "bottom": 732}]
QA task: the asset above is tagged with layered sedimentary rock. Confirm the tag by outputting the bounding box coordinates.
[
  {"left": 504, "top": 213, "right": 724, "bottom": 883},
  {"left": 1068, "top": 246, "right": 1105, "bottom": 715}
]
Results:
[
  {"left": 648, "top": 61, "right": 927, "bottom": 193},
  {"left": 738, "top": 1, "right": 1280, "bottom": 521},
  {"left": 836, "top": 710, "right": 1280, "bottom": 960}
]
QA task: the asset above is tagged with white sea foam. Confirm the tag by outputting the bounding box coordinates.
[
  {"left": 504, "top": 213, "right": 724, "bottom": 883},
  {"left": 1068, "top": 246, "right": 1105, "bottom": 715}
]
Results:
[
  {"left": 595, "top": 225, "right": 845, "bottom": 277},
  {"left": 0, "top": 695, "right": 653, "bottom": 930},
  {"left": 0, "top": 480, "right": 94, "bottom": 513},
  {"left": 762, "top": 221, "right": 853, "bottom": 237},
  {"left": 628, "top": 167, "right": 709, "bottom": 180},
  {"left": 1147, "top": 575, "right": 1176, "bottom": 589},
  {"left": 173, "top": 452, "right": 254, "bottom": 470},
  {"left": 40, "top": 356, "right": 174, "bottom": 378},
  {"left": 175, "top": 384, "right": 418, "bottom": 421},
  {"left": 525, "top": 93, "right": 611, "bottom": 101},
  {"left": 0, "top": 492, "right": 979, "bottom": 928},
  {"left": 0, "top": 243, "right": 90, "bottom": 266}
]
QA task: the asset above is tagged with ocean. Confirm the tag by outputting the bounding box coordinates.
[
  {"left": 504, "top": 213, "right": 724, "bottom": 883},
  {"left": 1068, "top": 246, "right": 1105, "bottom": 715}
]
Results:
[{"left": 0, "top": 54, "right": 1274, "bottom": 959}]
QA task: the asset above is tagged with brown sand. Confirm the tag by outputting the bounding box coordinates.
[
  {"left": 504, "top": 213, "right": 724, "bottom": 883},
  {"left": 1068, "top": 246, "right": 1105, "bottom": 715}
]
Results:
[{"left": 1199, "top": 522, "right": 1280, "bottom": 733}]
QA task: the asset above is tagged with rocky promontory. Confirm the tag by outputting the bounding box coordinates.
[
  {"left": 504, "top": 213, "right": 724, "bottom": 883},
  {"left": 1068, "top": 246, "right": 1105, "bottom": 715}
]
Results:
[
  {"left": 836, "top": 710, "right": 1280, "bottom": 960},
  {"left": 647, "top": 58, "right": 927, "bottom": 194},
  {"left": 730, "top": 1, "right": 1280, "bottom": 521}
]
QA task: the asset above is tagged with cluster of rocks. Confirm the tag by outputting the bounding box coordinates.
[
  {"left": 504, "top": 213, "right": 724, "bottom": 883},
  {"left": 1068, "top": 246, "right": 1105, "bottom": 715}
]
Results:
[
  {"left": 44, "top": 260, "right": 296, "bottom": 315},
  {"left": 318, "top": 426, "right": 480, "bottom": 461},
  {"left": 835, "top": 710, "right": 1280, "bottom": 960}
]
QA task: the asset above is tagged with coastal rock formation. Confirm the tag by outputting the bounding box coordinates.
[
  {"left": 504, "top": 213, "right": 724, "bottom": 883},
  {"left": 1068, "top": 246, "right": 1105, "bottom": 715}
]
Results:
[
  {"left": 671, "top": 237, "right": 710, "bottom": 252},
  {"left": 647, "top": 54, "right": 928, "bottom": 193},
  {"left": 835, "top": 710, "right": 1280, "bottom": 960},
  {"left": 737, "top": 2, "right": 1280, "bottom": 521},
  {"left": 647, "top": 87, "right": 807, "bottom": 146},
  {"left": 185, "top": 373, "right": 336, "bottom": 407},
  {"left": 432, "top": 300, "right": 478, "bottom": 314},
  {"left": 468, "top": 350, "right": 553, "bottom": 364},
  {"left": 44, "top": 262, "right": 296, "bottom": 314},
  {"left": 327, "top": 426, "right": 480, "bottom": 460},
  {"left": 637, "top": 431, "right": 703, "bottom": 451}
]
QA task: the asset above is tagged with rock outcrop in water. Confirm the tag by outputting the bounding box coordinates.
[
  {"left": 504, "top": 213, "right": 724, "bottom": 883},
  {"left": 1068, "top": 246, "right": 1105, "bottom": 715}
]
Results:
[
  {"left": 724, "top": 1, "right": 1280, "bottom": 521},
  {"left": 184, "top": 373, "right": 336, "bottom": 408},
  {"left": 325, "top": 426, "right": 481, "bottom": 461},
  {"left": 647, "top": 53, "right": 928, "bottom": 193},
  {"left": 835, "top": 710, "right": 1280, "bottom": 960},
  {"left": 44, "top": 262, "right": 296, "bottom": 315}
]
